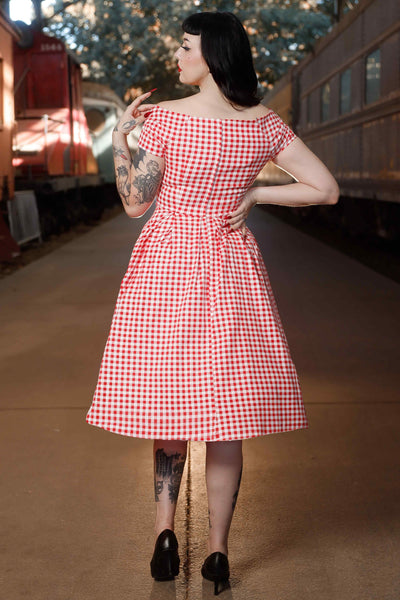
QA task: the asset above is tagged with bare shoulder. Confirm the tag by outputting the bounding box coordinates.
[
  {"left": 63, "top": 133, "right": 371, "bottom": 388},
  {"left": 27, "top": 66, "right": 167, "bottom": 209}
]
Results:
[
  {"left": 252, "top": 104, "right": 274, "bottom": 117},
  {"left": 156, "top": 97, "right": 274, "bottom": 120},
  {"left": 156, "top": 97, "right": 196, "bottom": 113}
]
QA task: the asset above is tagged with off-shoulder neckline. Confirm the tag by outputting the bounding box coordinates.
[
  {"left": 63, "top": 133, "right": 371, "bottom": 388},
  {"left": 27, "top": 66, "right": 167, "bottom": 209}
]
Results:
[{"left": 153, "top": 105, "right": 277, "bottom": 123}]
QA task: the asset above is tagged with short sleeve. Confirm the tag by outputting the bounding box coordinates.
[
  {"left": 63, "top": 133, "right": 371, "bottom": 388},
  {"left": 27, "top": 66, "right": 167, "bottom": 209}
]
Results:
[
  {"left": 137, "top": 109, "right": 166, "bottom": 157},
  {"left": 267, "top": 112, "right": 297, "bottom": 161}
]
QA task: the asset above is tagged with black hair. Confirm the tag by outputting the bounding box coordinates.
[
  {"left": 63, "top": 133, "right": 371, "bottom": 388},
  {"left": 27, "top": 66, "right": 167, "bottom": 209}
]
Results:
[{"left": 181, "top": 11, "right": 261, "bottom": 108}]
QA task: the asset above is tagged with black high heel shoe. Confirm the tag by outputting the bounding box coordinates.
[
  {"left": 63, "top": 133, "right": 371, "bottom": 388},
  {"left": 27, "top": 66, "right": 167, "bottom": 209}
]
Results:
[
  {"left": 201, "top": 551, "right": 230, "bottom": 595},
  {"left": 150, "top": 529, "right": 180, "bottom": 581}
]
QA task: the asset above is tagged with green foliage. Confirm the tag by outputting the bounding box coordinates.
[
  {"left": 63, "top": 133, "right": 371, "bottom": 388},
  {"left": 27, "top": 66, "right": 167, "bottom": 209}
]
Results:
[
  {"left": 250, "top": 3, "right": 333, "bottom": 82},
  {"left": 43, "top": 0, "right": 335, "bottom": 101}
]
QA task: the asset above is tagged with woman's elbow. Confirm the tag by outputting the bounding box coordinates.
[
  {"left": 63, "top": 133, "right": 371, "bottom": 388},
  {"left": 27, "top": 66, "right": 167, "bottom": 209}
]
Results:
[
  {"left": 125, "top": 199, "right": 155, "bottom": 218},
  {"left": 324, "top": 180, "right": 340, "bottom": 205},
  {"left": 126, "top": 207, "right": 147, "bottom": 219},
  {"left": 118, "top": 200, "right": 144, "bottom": 219},
  {"left": 117, "top": 193, "right": 150, "bottom": 218}
]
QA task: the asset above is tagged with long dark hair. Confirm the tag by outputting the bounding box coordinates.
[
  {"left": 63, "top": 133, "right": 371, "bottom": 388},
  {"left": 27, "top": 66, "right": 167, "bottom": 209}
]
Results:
[{"left": 181, "top": 11, "right": 261, "bottom": 108}]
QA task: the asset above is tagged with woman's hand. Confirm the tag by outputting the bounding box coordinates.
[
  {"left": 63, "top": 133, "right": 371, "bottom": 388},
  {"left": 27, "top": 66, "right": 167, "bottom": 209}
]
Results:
[
  {"left": 226, "top": 188, "right": 257, "bottom": 232},
  {"left": 113, "top": 90, "right": 156, "bottom": 135}
]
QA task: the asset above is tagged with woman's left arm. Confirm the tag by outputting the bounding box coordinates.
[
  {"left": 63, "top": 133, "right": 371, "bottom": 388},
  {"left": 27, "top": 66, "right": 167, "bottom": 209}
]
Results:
[
  {"left": 227, "top": 137, "right": 340, "bottom": 231},
  {"left": 112, "top": 92, "right": 165, "bottom": 218}
]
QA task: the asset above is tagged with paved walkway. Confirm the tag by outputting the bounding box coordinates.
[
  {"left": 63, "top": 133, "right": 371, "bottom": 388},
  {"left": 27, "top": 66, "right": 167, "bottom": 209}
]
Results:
[{"left": 1, "top": 204, "right": 399, "bottom": 599}]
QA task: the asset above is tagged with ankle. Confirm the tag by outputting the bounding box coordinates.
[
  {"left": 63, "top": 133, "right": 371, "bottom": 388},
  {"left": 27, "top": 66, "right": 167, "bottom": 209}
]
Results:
[
  {"left": 154, "top": 523, "right": 175, "bottom": 538},
  {"left": 207, "top": 539, "right": 228, "bottom": 556}
]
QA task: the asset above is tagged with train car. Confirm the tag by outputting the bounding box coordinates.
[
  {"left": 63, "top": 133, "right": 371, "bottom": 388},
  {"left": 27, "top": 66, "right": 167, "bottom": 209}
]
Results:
[
  {"left": 82, "top": 81, "right": 137, "bottom": 184},
  {"left": 13, "top": 27, "right": 99, "bottom": 181},
  {"left": 11, "top": 25, "right": 103, "bottom": 237},
  {"left": 0, "top": 5, "right": 21, "bottom": 260},
  {"left": 261, "top": 0, "right": 400, "bottom": 241}
]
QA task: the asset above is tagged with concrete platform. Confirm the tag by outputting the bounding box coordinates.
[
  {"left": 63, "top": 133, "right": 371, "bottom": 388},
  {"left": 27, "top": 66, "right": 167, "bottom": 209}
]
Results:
[{"left": 1, "top": 204, "right": 399, "bottom": 599}]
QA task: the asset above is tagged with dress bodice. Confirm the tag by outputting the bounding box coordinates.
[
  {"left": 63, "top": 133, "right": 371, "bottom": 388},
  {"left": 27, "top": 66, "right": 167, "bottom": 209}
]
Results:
[{"left": 137, "top": 106, "right": 297, "bottom": 219}]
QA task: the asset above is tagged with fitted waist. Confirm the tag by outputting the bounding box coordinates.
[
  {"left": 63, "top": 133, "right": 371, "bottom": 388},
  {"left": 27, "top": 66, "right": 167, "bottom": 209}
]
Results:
[
  {"left": 153, "top": 207, "right": 231, "bottom": 224},
  {"left": 146, "top": 206, "right": 248, "bottom": 243}
]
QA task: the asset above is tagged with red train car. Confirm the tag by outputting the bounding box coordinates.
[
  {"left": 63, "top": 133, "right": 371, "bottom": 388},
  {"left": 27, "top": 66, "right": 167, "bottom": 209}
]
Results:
[
  {"left": 0, "top": 6, "right": 20, "bottom": 259},
  {"left": 13, "top": 28, "right": 99, "bottom": 183}
]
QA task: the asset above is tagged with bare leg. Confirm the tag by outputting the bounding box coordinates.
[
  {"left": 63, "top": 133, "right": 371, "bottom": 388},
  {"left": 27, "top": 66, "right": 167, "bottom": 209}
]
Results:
[
  {"left": 153, "top": 439, "right": 188, "bottom": 541},
  {"left": 205, "top": 440, "right": 243, "bottom": 556}
]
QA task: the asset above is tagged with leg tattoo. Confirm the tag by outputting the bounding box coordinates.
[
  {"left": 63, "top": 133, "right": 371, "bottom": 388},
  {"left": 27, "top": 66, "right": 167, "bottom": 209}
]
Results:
[
  {"left": 154, "top": 448, "right": 186, "bottom": 503},
  {"left": 154, "top": 480, "right": 164, "bottom": 500},
  {"left": 232, "top": 463, "right": 243, "bottom": 512}
]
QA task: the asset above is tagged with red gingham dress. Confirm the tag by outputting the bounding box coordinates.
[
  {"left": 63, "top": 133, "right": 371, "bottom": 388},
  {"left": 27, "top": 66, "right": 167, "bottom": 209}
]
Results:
[{"left": 86, "top": 106, "right": 309, "bottom": 441}]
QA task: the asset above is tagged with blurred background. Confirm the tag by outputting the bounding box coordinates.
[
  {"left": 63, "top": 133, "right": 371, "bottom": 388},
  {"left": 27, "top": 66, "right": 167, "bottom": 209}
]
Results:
[
  {"left": 1, "top": 5, "right": 399, "bottom": 597},
  {"left": 0, "top": 0, "right": 399, "bottom": 280}
]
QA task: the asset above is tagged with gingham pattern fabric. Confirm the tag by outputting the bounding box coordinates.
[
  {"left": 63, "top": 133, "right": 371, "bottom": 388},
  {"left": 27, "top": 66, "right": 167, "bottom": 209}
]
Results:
[{"left": 86, "top": 106, "right": 309, "bottom": 441}]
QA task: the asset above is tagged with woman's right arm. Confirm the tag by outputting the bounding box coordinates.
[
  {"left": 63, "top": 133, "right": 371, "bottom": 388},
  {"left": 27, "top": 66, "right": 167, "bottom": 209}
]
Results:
[{"left": 111, "top": 92, "right": 165, "bottom": 218}]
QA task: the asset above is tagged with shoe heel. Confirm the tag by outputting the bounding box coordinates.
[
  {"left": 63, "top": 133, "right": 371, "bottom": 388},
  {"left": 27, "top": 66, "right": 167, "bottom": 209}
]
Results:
[
  {"left": 213, "top": 576, "right": 228, "bottom": 595},
  {"left": 152, "top": 549, "right": 180, "bottom": 580},
  {"left": 164, "top": 550, "right": 179, "bottom": 578},
  {"left": 150, "top": 529, "right": 180, "bottom": 581},
  {"left": 201, "top": 551, "right": 229, "bottom": 595}
]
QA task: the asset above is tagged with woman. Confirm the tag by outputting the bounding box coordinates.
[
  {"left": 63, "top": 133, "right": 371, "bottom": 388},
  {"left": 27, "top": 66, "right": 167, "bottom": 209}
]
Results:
[{"left": 86, "top": 11, "right": 339, "bottom": 595}]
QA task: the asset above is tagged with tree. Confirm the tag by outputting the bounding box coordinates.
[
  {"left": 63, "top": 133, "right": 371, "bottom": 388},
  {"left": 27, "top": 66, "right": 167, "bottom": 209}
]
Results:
[
  {"left": 42, "top": 0, "right": 338, "bottom": 101},
  {"left": 44, "top": 0, "right": 199, "bottom": 99},
  {"left": 31, "top": 0, "right": 85, "bottom": 28},
  {"left": 237, "top": 0, "right": 334, "bottom": 84}
]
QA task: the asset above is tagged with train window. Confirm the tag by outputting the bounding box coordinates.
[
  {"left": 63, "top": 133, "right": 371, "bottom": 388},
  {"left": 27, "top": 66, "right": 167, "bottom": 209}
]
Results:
[
  {"left": 321, "top": 82, "right": 330, "bottom": 122},
  {"left": 365, "top": 48, "right": 381, "bottom": 105},
  {"left": 340, "top": 68, "right": 351, "bottom": 115}
]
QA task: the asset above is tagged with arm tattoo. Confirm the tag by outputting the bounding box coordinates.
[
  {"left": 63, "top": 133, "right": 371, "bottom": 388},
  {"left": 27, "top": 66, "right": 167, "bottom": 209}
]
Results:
[
  {"left": 116, "top": 164, "right": 131, "bottom": 206},
  {"left": 133, "top": 160, "right": 162, "bottom": 204},
  {"left": 114, "top": 145, "right": 163, "bottom": 208},
  {"left": 113, "top": 145, "right": 129, "bottom": 160},
  {"left": 113, "top": 118, "right": 137, "bottom": 133},
  {"left": 133, "top": 147, "right": 147, "bottom": 170},
  {"left": 121, "top": 119, "right": 137, "bottom": 132}
]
